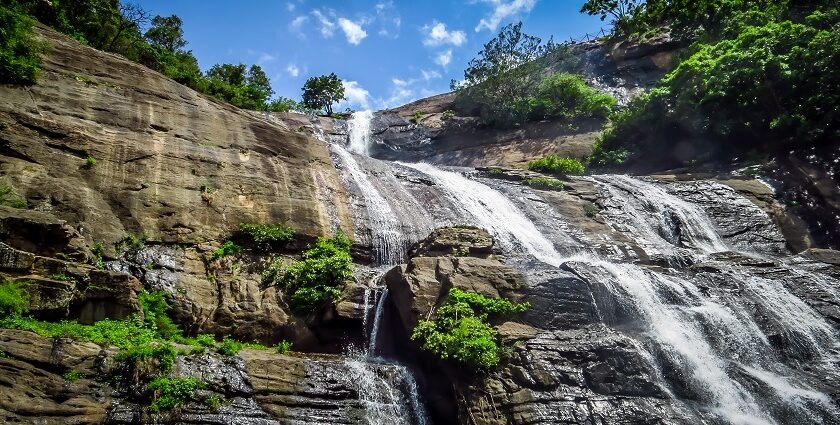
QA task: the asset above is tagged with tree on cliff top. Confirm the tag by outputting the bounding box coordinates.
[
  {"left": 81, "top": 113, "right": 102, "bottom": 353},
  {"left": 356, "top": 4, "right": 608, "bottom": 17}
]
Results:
[
  {"left": 145, "top": 14, "right": 186, "bottom": 52},
  {"left": 301, "top": 73, "right": 346, "bottom": 116}
]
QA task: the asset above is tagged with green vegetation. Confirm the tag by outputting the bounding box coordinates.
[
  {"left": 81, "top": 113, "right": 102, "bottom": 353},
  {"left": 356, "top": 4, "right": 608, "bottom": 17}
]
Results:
[
  {"left": 204, "top": 393, "right": 224, "bottom": 411},
  {"left": 7, "top": 1, "right": 288, "bottom": 111},
  {"left": 587, "top": 1, "right": 839, "bottom": 170},
  {"left": 211, "top": 241, "right": 241, "bottom": 261},
  {"left": 63, "top": 369, "right": 83, "bottom": 382},
  {"left": 527, "top": 155, "right": 585, "bottom": 175},
  {"left": 138, "top": 290, "right": 181, "bottom": 340},
  {"left": 301, "top": 73, "right": 346, "bottom": 115},
  {"left": 529, "top": 73, "right": 616, "bottom": 121},
  {"left": 194, "top": 333, "right": 216, "bottom": 348},
  {"left": 0, "top": 184, "right": 28, "bottom": 209},
  {"left": 236, "top": 223, "right": 295, "bottom": 252},
  {"left": 0, "top": 281, "right": 28, "bottom": 319},
  {"left": 268, "top": 97, "right": 298, "bottom": 113},
  {"left": 411, "top": 288, "right": 529, "bottom": 369},
  {"left": 216, "top": 337, "right": 243, "bottom": 356},
  {"left": 441, "top": 110, "right": 456, "bottom": 120},
  {"left": 91, "top": 242, "right": 106, "bottom": 270},
  {"left": 0, "top": 5, "right": 42, "bottom": 84},
  {"left": 47, "top": 272, "right": 73, "bottom": 282},
  {"left": 118, "top": 233, "right": 146, "bottom": 252},
  {"left": 409, "top": 111, "right": 422, "bottom": 124},
  {"left": 524, "top": 176, "right": 564, "bottom": 191},
  {"left": 274, "top": 340, "right": 292, "bottom": 354},
  {"left": 263, "top": 232, "right": 353, "bottom": 313},
  {"left": 583, "top": 203, "right": 599, "bottom": 218},
  {"left": 147, "top": 376, "right": 204, "bottom": 412}
]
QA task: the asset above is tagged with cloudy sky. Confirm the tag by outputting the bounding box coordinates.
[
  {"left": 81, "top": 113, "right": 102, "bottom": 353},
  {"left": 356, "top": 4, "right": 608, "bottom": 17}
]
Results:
[{"left": 135, "top": 1, "right": 606, "bottom": 111}]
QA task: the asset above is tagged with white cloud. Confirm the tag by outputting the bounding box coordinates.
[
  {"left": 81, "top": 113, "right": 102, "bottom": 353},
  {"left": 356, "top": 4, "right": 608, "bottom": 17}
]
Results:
[
  {"left": 286, "top": 64, "right": 300, "bottom": 77},
  {"left": 435, "top": 50, "right": 453, "bottom": 67},
  {"left": 421, "top": 69, "right": 441, "bottom": 80},
  {"left": 338, "top": 18, "right": 368, "bottom": 45},
  {"left": 289, "top": 15, "right": 308, "bottom": 36},
  {"left": 342, "top": 80, "right": 371, "bottom": 109},
  {"left": 423, "top": 21, "right": 467, "bottom": 46},
  {"left": 286, "top": 2, "right": 295, "bottom": 12},
  {"left": 474, "top": 0, "right": 537, "bottom": 32},
  {"left": 312, "top": 10, "right": 336, "bottom": 38},
  {"left": 257, "top": 53, "right": 276, "bottom": 65}
]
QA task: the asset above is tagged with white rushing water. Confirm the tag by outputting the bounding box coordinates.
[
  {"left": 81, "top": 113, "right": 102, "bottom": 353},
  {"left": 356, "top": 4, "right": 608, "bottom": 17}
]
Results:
[
  {"left": 402, "top": 162, "right": 565, "bottom": 266},
  {"left": 593, "top": 175, "right": 729, "bottom": 255},
  {"left": 348, "top": 110, "right": 375, "bottom": 155}
]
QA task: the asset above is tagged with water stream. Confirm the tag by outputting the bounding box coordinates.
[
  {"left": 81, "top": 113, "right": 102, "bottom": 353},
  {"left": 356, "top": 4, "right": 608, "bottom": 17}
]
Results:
[{"left": 330, "top": 111, "right": 840, "bottom": 424}]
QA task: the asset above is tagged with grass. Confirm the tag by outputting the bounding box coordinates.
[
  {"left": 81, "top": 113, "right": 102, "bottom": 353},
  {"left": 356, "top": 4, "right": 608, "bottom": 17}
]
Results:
[
  {"left": 409, "top": 111, "right": 423, "bottom": 124},
  {"left": 527, "top": 155, "right": 585, "bottom": 175},
  {"left": 47, "top": 272, "right": 73, "bottom": 282},
  {"left": 84, "top": 156, "right": 97, "bottom": 168},
  {"left": 524, "top": 176, "right": 564, "bottom": 191},
  {"left": 0, "top": 281, "right": 28, "bottom": 318},
  {"left": 0, "top": 184, "right": 27, "bottom": 209},
  {"left": 63, "top": 369, "right": 83, "bottom": 382},
  {"left": 216, "top": 337, "right": 243, "bottom": 356}
]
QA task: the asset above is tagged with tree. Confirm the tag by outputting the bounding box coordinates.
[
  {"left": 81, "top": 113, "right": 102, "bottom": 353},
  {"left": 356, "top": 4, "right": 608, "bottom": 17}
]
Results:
[
  {"left": 453, "top": 22, "right": 557, "bottom": 127},
  {"left": 144, "top": 14, "right": 186, "bottom": 52},
  {"left": 205, "top": 63, "right": 275, "bottom": 110},
  {"left": 268, "top": 97, "right": 298, "bottom": 113},
  {"left": 301, "top": 73, "right": 345, "bottom": 115},
  {"left": 580, "top": 0, "right": 645, "bottom": 34}
]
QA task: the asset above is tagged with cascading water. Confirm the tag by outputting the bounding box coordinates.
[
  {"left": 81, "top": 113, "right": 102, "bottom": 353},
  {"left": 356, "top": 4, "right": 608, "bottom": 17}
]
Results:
[
  {"left": 335, "top": 112, "right": 428, "bottom": 425},
  {"left": 384, "top": 164, "right": 840, "bottom": 424}
]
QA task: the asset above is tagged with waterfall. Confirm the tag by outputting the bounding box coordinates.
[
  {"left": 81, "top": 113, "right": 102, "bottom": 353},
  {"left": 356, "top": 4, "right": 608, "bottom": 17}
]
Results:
[
  {"left": 348, "top": 110, "right": 375, "bottom": 155},
  {"left": 389, "top": 164, "right": 839, "bottom": 424}
]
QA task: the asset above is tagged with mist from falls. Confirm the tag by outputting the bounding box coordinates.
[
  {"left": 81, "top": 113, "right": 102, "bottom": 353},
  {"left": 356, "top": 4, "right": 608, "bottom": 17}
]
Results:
[{"left": 330, "top": 111, "right": 840, "bottom": 424}]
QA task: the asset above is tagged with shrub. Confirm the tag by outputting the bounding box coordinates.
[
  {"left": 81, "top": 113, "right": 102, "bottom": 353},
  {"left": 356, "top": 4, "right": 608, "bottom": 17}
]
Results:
[
  {"left": 263, "top": 232, "right": 353, "bottom": 313},
  {"left": 274, "top": 340, "right": 292, "bottom": 354},
  {"left": 114, "top": 341, "right": 178, "bottom": 376},
  {"left": 139, "top": 291, "right": 181, "bottom": 340},
  {"left": 211, "top": 241, "right": 241, "bottom": 260},
  {"left": 268, "top": 97, "right": 297, "bottom": 113},
  {"left": 204, "top": 393, "right": 224, "bottom": 411},
  {"left": 583, "top": 203, "right": 599, "bottom": 218},
  {"left": 236, "top": 223, "right": 295, "bottom": 252},
  {"left": 195, "top": 333, "right": 216, "bottom": 347},
  {"left": 411, "top": 288, "right": 529, "bottom": 369},
  {"left": 84, "top": 156, "right": 97, "bottom": 167},
  {"left": 47, "top": 272, "right": 73, "bottom": 282},
  {"left": 217, "top": 337, "right": 243, "bottom": 356},
  {"left": 530, "top": 73, "right": 616, "bottom": 121},
  {"left": 91, "top": 242, "right": 106, "bottom": 269},
  {"left": 593, "top": 8, "right": 840, "bottom": 169},
  {"left": 0, "top": 281, "right": 28, "bottom": 319},
  {"left": 527, "top": 155, "right": 585, "bottom": 175},
  {"left": 442, "top": 110, "right": 456, "bottom": 120},
  {"left": 0, "top": 185, "right": 27, "bottom": 209},
  {"left": 524, "top": 177, "right": 564, "bottom": 191},
  {"left": 409, "top": 111, "right": 422, "bottom": 124},
  {"left": 147, "top": 376, "right": 204, "bottom": 412},
  {"left": 63, "top": 369, "right": 83, "bottom": 382},
  {"left": 0, "top": 6, "right": 41, "bottom": 84}
]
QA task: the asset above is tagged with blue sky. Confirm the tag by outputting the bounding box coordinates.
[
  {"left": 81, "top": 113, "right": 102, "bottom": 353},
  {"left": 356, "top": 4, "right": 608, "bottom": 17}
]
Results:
[{"left": 134, "top": 1, "right": 606, "bottom": 110}]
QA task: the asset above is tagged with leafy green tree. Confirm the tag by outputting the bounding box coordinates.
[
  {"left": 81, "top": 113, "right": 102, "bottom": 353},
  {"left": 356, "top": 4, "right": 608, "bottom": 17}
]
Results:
[
  {"left": 144, "top": 14, "right": 186, "bottom": 52},
  {"left": 268, "top": 97, "right": 298, "bottom": 113},
  {"left": 301, "top": 73, "right": 345, "bottom": 115},
  {"left": 205, "top": 63, "right": 274, "bottom": 110},
  {"left": 453, "top": 22, "right": 557, "bottom": 127},
  {"left": 0, "top": 5, "right": 41, "bottom": 84},
  {"left": 580, "top": 0, "right": 644, "bottom": 34}
]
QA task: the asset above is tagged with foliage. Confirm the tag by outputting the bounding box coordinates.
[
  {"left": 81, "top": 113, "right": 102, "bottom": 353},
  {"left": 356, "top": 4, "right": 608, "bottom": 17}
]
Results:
[
  {"left": 0, "top": 5, "right": 42, "bottom": 84},
  {"left": 267, "top": 97, "right": 298, "bottom": 113},
  {"left": 194, "top": 333, "right": 216, "bottom": 347},
  {"left": 301, "top": 73, "right": 345, "bottom": 115},
  {"left": 139, "top": 290, "right": 181, "bottom": 340},
  {"left": 527, "top": 155, "right": 586, "bottom": 175},
  {"left": 274, "top": 340, "right": 292, "bottom": 354},
  {"left": 0, "top": 281, "right": 28, "bottom": 319},
  {"left": 441, "top": 110, "right": 456, "bottom": 120},
  {"left": 144, "top": 15, "right": 186, "bottom": 52},
  {"left": 91, "top": 241, "right": 106, "bottom": 269},
  {"left": 263, "top": 232, "right": 353, "bottom": 313},
  {"left": 236, "top": 223, "right": 295, "bottom": 252},
  {"left": 529, "top": 73, "right": 616, "bottom": 121},
  {"left": 411, "top": 288, "right": 529, "bottom": 369},
  {"left": 63, "top": 369, "right": 83, "bottom": 382},
  {"left": 409, "top": 111, "right": 422, "bottom": 124},
  {"left": 583, "top": 203, "right": 600, "bottom": 218},
  {"left": 204, "top": 393, "right": 224, "bottom": 411},
  {"left": 594, "top": 8, "right": 840, "bottom": 169},
  {"left": 147, "top": 376, "right": 204, "bottom": 412},
  {"left": 84, "top": 156, "right": 97, "bottom": 167},
  {"left": 211, "top": 241, "right": 241, "bottom": 260},
  {"left": 524, "top": 176, "right": 564, "bottom": 190},
  {"left": 580, "top": 0, "right": 645, "bottom": 35},
  {"left": 216, "top": 337, "right": 243, "bottom": 356},
  {"left": 118, "top": 233, "right": 146, "bottom": 252},
  {"left": 0, "top": 184, "right": 28, "bottom": 209},
  {"left": 453, "top": 22, "right": 558, "bottom": 128},
  {"left": 205, "top": 63, "right": 275, "bottom": 111},
  {"left": 47, "top": 272, "right": 72, "bottom": 282}
]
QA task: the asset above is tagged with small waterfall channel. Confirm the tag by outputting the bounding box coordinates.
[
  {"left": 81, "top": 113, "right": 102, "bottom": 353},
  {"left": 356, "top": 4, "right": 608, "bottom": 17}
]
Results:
[
  {"left": 337, "top": 111, "right": 428, "bottom": 425},
  {"left": 324, "top": 110, "right": 840, "bottom": 424}
]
